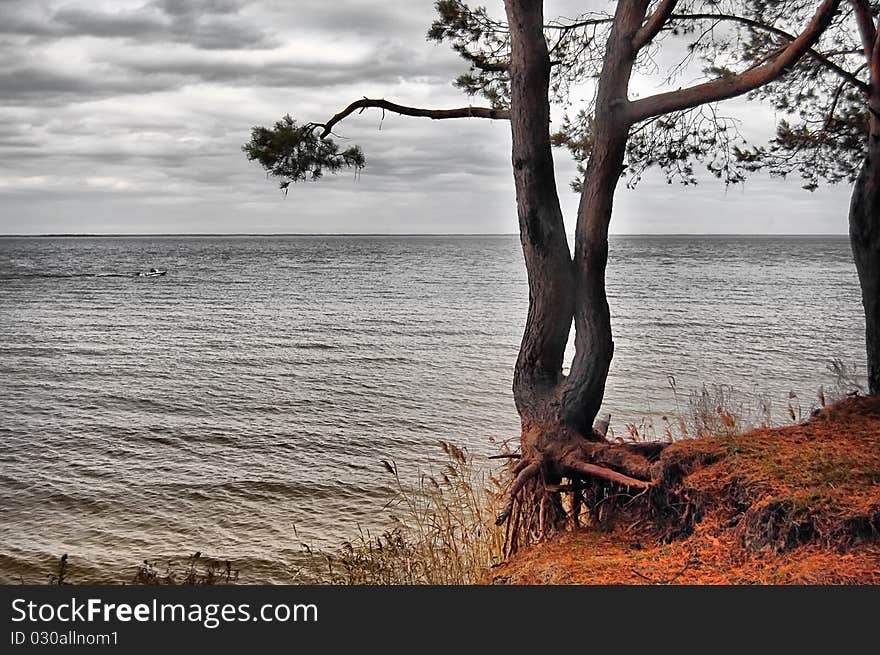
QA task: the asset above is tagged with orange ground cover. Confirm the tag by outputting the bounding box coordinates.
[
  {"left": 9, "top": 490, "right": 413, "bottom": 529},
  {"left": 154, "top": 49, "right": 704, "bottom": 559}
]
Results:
[{"left": 490, "top": 396, "right": 880, "bottom": 585}]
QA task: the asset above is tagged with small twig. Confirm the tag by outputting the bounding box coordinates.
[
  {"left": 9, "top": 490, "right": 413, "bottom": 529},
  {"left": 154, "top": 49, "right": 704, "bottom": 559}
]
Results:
[
  {"left": 624, "top": 485, "right": 653, "bottom": 506},
  {"left": 632, "top": 559, "right": 694, "bottom": 584}
]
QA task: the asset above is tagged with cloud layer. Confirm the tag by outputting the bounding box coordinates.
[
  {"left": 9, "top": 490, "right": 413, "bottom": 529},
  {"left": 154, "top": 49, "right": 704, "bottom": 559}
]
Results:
[{"left": 0, "top": 0, "right": 854, "bottom": 234}]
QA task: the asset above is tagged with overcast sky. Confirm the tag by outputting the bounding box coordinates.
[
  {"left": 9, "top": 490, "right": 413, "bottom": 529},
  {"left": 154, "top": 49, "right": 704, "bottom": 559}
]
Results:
[{"left": 0, "top": 0, "right": 855, "bottom": 235}]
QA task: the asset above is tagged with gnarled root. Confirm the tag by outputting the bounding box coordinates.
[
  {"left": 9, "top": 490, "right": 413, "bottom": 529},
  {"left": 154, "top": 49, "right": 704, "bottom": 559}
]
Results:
[
  {"left": 495, "top": 423, "right": 668, "bottom": 553},
  {"left": 497, "top": 462, "right": 540, "bottom": 527}
]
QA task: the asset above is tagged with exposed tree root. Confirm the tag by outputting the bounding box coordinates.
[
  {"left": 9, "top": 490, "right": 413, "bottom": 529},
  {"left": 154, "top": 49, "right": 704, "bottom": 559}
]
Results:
[
  {"left": 497, "top": 462, "right": 540, "bottom": 526},
  {"left": 564, "top": 460, "right": 652, "bottom": 490},
  {"left": 490, "top": 396, "right": 880, "bottom": 579},
  {"left": 494, "top": 421, "right": 670, "bottom": 552}
]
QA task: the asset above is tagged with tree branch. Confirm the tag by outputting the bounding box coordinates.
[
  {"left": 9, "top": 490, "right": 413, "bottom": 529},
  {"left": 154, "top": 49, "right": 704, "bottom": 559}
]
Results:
[
  {"left": 628, "top": 0, "right": 843, "bottom": 123},
  {"left": 457, "top": 47, "right": 510, "bottom": 72},
  {"left": 826, "top": 75, "right": 854, "bottom": 128},
  {"left": 544, "top": 16, "right": 614, "bottom": 31},
  {"left": 633, "top": 0, "right": 679, "bottom": 51},
  {"left": 472, "top": 59, "right": 510, "bottom": 72},
  {"left": 313, "top": 98, "right": 509, "bottom": 138},
  {"left": 670, "top": 11, "right": 867, "bottom": 93}
]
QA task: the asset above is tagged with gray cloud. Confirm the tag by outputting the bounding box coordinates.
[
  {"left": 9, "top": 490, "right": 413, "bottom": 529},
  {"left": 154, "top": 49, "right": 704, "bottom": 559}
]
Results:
[
  {"left": 0, "top": 67, "right": 177, "bottom": 105},
  {"left": 0, "top": 0, "right": 276, "bottom": 50},
  {"left": 151, "top": 0, "right": 244, "bottom": 17},
  {"left": 0, "top": 0, "right": 857, "bottom": 235},
  {"left": 52, "top": 7, "right": 165, "bottom": 39},
  {"left": 117, "top": 45, "right": 461, "bottom": 89},
  {"left": 261, "top": 0, "right": 432, "bottom": 36}
]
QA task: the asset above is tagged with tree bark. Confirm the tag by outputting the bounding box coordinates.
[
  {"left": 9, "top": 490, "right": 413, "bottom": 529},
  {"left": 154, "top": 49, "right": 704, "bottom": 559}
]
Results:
[
  {"left": 850, "top": 153, "right": 880, "bottom": 394},
  {"left": 504, "top": 0, "right": 574, "bottom": 426},
  {"left": 495, "top": 0, "right": 660, "bottom": 537},
  {"left": 849, "top": 26, "right": 880, "bottom": 395},
  {"left": 562, "top": 0, "right": 648, "bottom": 436}
]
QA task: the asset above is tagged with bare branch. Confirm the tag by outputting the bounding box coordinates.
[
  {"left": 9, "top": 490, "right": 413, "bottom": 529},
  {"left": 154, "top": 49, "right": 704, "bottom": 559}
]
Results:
[
  {"left": 671, "top": 11, "right": 868, "bottom": 93},
  {"left": 314, "top": 98, "right": 509, "bottom": 138},
  {"left": 628, "top": 0, "right": 843, "bottom": 123},
  {"left": 544, "top": 15, "right": 614, "bottom": 31},
  {"left": 826, "top": 73, "right": 856, "bottom": 129},
  {"left": 633, "top": 0, "right": 679, "bottom": 51}
]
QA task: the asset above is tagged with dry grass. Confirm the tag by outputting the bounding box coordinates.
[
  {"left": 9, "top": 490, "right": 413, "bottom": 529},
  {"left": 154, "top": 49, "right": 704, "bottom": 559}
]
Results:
[
  {"left": 616, "top": 358, "right": 868, "bottom": 443},
  {"left": 47, "top": 554, "right": 70, "bottom": 585},
  {"left": 615, "top": 379, "right": 778, "bottom": 442},
  {"left": 40, "top": 552, "right": 239, "bottom": 585},
  {"left": 133, "top": 552, "right": 239, "bottom": 585},
  {"left": 299, "top": 441, "right": 506, "bottom": 585}
]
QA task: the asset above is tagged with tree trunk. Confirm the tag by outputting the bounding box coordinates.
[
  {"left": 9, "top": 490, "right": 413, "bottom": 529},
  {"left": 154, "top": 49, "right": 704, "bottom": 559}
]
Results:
[
  {"left": 498, "top": 0, "right": 660, "bottom": 544},
  {"left": 505, "top": 0, "right": 649, "bottom": 435},
  {"left": 850, "top": 107, "right": 880, "bottom": 395},
  {"left": 505, "top": 0, "right": 574, "bottom": 428},
  {"left": 848, "top": 34, "right": 880, "bottom": 395},
  {"left": 494, "top": 0, "right": 839, "bottom": 548},
  {"left": 563, "top": 0, "right": 649, "bottom": 435}
]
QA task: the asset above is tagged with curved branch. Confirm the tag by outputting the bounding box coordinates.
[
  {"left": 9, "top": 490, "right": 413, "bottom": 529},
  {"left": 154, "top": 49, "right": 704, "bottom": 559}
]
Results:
[
  {"left": 634, "top": 0, "right": 679, "bottom": 51},
  {"left": 628, "top": 0, "right": 844, "bottom": 123},
  {"left": 668, "top": 11, "right": 867, "bottom": 94},
  {"left": 314, "top": 99, "right": 509, "bottom": 138},
  {"left": 544, "top": 15, "right": 614, "bottom": 31}
]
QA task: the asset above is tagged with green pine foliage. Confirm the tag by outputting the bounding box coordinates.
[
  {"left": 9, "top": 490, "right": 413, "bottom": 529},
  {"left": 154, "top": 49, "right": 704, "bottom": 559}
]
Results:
[{"left": 242, "top": 115, "right": 365, "bottom": 193}]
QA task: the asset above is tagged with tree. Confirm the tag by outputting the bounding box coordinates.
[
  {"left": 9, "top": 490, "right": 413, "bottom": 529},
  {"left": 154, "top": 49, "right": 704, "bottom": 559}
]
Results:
[
  {"left": 731, "top": 0, "right": 880, "bottom": 395},
  {"left": 244, "top": 0, "right": 841, "bottom": 546}
]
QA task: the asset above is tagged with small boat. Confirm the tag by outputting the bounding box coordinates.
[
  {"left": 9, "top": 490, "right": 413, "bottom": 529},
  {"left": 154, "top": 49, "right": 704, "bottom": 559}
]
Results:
[{"left": 138, "top": 268, "right": 167, "bottom": 277}]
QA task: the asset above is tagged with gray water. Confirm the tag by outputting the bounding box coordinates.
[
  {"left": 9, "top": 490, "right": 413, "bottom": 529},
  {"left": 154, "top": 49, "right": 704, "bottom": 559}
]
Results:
[{"left": 0, "top": 235, "right": 866, "bottom": 583}]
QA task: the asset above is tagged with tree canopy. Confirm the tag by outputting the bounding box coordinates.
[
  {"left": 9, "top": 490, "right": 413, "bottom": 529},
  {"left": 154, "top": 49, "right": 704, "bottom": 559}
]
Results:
[
  {"left": 244, "top": 1, "right": 842, "bottom": 195},
  {"left": 733, "top": 1, "right": 874, "bottom": 190}
]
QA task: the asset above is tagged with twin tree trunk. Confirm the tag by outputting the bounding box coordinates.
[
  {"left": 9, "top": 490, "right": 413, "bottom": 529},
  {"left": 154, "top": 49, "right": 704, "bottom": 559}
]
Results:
[
  {"left": 498, "top": 0, "right": 844, "bottom": 537},
  {"left": 498, "top": 0, "right": 659, "bottom": 537},
  {"left": 507, "top": 0, "right": 641, "bottom": 439},
  {"left": 271, "top": 0, "right": 847, "bottom": 539}
]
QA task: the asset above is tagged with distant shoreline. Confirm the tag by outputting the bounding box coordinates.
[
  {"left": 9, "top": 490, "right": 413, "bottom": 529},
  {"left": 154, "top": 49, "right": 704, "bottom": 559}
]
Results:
[{"left": 0, "top": 233, "right": 851, "bottom": 238}]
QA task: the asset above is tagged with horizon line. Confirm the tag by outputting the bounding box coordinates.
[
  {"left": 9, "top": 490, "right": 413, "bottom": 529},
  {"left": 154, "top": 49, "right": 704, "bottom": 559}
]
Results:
[{"left": 0, "top": 232, "right": 851, "bottom": 238}]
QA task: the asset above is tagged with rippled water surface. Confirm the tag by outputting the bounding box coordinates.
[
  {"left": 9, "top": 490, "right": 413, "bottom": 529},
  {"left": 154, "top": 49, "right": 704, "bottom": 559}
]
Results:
[{"left": 0, "top": 235, "right": 865, "bottom": 582}]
